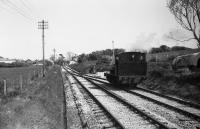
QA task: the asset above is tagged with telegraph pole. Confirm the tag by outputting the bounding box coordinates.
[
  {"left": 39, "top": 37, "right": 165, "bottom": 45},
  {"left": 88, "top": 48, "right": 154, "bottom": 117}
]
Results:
[
  {"left": 112, "top": 41, "right": 115, "bottom": 64},
  {"left": 112, "top": 40, "right": 115, "bottom": 58},
  {"left": 38, "top": 20, "right": 48, "bottom": 77},
  {"left": 53, "top": 48, "right": 56, "bottom": 62}
]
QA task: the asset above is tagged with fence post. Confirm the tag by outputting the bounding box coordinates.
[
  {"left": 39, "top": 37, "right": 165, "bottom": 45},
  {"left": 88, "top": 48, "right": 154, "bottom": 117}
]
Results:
[
  {"left": 34, "top": 70, "right": 36, "bottom": 78},
  {"left": 28, "top": 73, "right": 31, "bottom": 84},
  {"left": 20, "top": 75, "right": 23, "bottom": 92},
  {"left": 155, "top": 55, "right": 157, "bottom": 64},
  {"left": 4, "top": 80, "right": 7, "bottom": 96},
  {"left": 38, "top": 71, "right": 40, "bottom": 78}
]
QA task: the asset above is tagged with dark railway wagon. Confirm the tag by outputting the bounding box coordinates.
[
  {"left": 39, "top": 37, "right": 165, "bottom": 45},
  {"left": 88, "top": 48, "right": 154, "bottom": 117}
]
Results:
[{"left": 104, "top": 52, "right": 147, "bottom": 86}]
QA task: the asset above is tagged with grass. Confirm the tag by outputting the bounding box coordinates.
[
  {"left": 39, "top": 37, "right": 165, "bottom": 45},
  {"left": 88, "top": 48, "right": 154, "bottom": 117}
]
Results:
[
  {"left": 0, "top": 66, "right": 43, "bottom": 97},
  {"left": 141, "top": 61, "right": 200, "bottom": 103},
  {"left": 0, "top": 65, "right": 42, "bottom": 80},
  {"left": 0, "top": 65, "right": 65, "bottom": 129}
]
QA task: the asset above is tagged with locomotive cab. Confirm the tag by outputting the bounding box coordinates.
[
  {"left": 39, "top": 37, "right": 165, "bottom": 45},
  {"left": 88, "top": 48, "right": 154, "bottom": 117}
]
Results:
[{"left": 105, "top": 52, "right": 147, "bottom": 86}]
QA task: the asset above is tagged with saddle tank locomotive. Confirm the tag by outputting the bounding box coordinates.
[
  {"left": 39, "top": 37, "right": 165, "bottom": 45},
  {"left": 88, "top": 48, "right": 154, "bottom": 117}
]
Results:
[{"left": 104, "top": 52, "right": 147, "bottom": 86}]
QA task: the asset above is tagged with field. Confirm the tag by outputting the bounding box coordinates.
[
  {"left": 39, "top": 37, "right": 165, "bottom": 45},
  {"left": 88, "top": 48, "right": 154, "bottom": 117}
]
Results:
[
  {"left": 0, "top": 66, "right": 65, "bottom": 129},
  {"left": 0, "top": 66, "right": 43, "bottom": 96}
]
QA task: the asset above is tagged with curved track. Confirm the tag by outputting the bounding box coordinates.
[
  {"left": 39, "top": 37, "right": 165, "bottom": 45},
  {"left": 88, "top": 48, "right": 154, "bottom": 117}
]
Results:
[
  {"left": 66, "top": 68, "right": 180, "bottom": 129},
  {"left": 65, "top": 66, "right": 200, "bottom": 128},
  {"left": 84, "top": 73, "right": 200, "bottom": 110},
  {"left": 85, "top": 74, "right": 200, "bottom": 120}
]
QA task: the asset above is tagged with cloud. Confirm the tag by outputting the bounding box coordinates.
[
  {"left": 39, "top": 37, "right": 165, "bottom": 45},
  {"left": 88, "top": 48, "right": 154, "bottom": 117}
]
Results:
[{"left": 129, "top": 33, "right": 158, "bottom": 51}]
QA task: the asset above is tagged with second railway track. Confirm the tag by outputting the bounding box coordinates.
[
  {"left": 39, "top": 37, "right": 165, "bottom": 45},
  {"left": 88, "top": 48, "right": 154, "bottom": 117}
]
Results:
[{"left": 82, "top": 73, "right": 200, "bottom": 120}]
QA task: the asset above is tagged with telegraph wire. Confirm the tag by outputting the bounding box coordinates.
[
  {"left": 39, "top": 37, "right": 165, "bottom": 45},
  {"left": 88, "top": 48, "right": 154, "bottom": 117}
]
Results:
[
  {"left": 12, "top": 0, "right": 32, "bottom": 16},
  {"left": 0, "top": 0, "right": 37, "bottom": 23},
  {"left": 19, "top": 0, "right": 32, "bottom": 11},
  {"left": 18, "top": 0, "right": 39, "bottom": 21},
  {"left": 19, "top": 0, "right": 40, "bottom": 20},
  {"left": 6, "top": 0, "right": 33, "bottom": 20},
  {"left": 23, "top": 0, "right": 41, "bottom": 21}
]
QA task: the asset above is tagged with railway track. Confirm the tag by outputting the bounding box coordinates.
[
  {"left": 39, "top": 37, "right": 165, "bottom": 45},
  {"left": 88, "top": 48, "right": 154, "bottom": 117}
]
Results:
[
  {"left": 85, "top": 74, "right": 200, "bottom": 110},
  {"left": 82, "top": 73, "right": 200, "bottom": 120},
  {"left": 65, "top": 65, "right": 107, "bottom": 80},
  {"left": 68, "top": 75, "right": 124, "bottom": 129},
  {"left": 66, "top": 68, "right": 181, "bottom": 129},
  {"left": 64, "top": 66, "right": 200, "bottom": 128},
  {"left": 65, "top": 69, "right": 125, "bottom": 129},
  {"left": 79, "top": 75, "right": 200, "bottom": 128}
]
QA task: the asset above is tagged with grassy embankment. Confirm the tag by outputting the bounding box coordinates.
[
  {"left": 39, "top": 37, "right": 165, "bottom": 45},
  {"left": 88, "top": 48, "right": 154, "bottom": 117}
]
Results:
[
  {"left": 141, "top": 61, "right": 200, "bottom": 103},
  {"left": 0, "top": 66, "right": 65, "bottom": 129}
]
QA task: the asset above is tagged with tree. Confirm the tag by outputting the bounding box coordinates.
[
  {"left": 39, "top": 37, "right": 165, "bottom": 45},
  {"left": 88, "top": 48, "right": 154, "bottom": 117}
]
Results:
[
  {"left": 45, "top": 60, "right": 53, "bottom": 66},
  {"left": 49, "top": 54, "right": 55, "bottom": 63},
  {"left": 167, "top": 0, "right": 200, "bottom": 47},
  {"left": 66, "top": 52, "right": 77, "bottom": 61},
  {"left": 171, "top": 46, "right": 191, "bottom": 51},
  {"left": 54, "top": 54, "right": 65, "bottom": 66},
  {"left": 114, "top": 48, "right": 125, "bottom": 55},
  {"left": 88, "top": 54, "right": 97, "bottom": 61},
  {"left": 77, "top": 54, "right": 88, "bottom": 63},
  {"left": 149, "top": 45, "right": 170, "bottom": 53},
  {"left": 160, "top": 45, "right": 171, "bottom": 52},
  {"left": 149, "top": 47, "right": 162, "bottom": 53}
]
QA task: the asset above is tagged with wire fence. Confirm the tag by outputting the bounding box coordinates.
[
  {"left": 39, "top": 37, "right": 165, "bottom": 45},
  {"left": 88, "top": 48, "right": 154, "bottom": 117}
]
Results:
[{"left": 0, "top": 67, "right": 43, "bottom": 96}]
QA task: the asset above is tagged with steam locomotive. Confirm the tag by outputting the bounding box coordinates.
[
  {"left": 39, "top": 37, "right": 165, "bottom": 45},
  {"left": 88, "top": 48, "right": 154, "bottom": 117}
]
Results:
[{"left": 104, "top": 52, "right": 147, "bottom": 86}]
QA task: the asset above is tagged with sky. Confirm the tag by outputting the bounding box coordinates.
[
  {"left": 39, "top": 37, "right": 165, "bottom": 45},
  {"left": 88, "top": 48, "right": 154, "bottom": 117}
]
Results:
[{"left": 0, "top": 0, "right": 198, "bottom": 59}]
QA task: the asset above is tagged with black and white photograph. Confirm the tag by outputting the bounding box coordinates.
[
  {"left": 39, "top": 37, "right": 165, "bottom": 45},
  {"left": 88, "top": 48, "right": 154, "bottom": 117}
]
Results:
[{"left": 0, "top": 0, "right": 200, "bottom": 129}]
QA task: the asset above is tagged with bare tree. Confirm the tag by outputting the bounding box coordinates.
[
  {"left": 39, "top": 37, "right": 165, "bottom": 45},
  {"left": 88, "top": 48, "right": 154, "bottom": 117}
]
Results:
[
  {"left": 65, "top": 52, "right": 77, "bottom": 61},
  {"left": 49, "top": 55, "right": 55, "bottom": 62},
  {"left": 163, "top": 28, "right": 194, "bottom": 44},
  {"left": 167, "top": 0, "right": 200, "bottom": 47}
]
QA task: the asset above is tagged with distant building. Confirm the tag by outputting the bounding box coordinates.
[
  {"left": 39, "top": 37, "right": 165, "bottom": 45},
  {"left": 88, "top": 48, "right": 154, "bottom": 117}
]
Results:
[{"left": 25, "top": 59, "right": 33, "bottom": 64}]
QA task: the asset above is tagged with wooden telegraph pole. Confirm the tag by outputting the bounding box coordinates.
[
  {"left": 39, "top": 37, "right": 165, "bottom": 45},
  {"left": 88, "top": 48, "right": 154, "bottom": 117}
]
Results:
[
  {"left": 53, "top": 48, "right": 56, "bottom": 62},
  {"left": 112, "top": 40, "right": 115, "bottom": 64},
  {"left": 38, "top": 20, "right": 48, "bottom": 77}
]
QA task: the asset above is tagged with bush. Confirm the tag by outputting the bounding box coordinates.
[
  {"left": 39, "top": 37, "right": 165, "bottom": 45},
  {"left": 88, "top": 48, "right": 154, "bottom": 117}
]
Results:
[
  {"left": 0, "top": 62, "right": 29, "bottom": 67},
  {"left": 149, "top": 57, "right": 156, "bottom": 62},
  {"left": 45, "top": 60, "right": 53, "bottom": 67},
  {"left": 166, "top": 55, "right": 176, "bottom": 62},
  {"left": 149, "top": 70, "right": 164, "bottom": 78}
]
